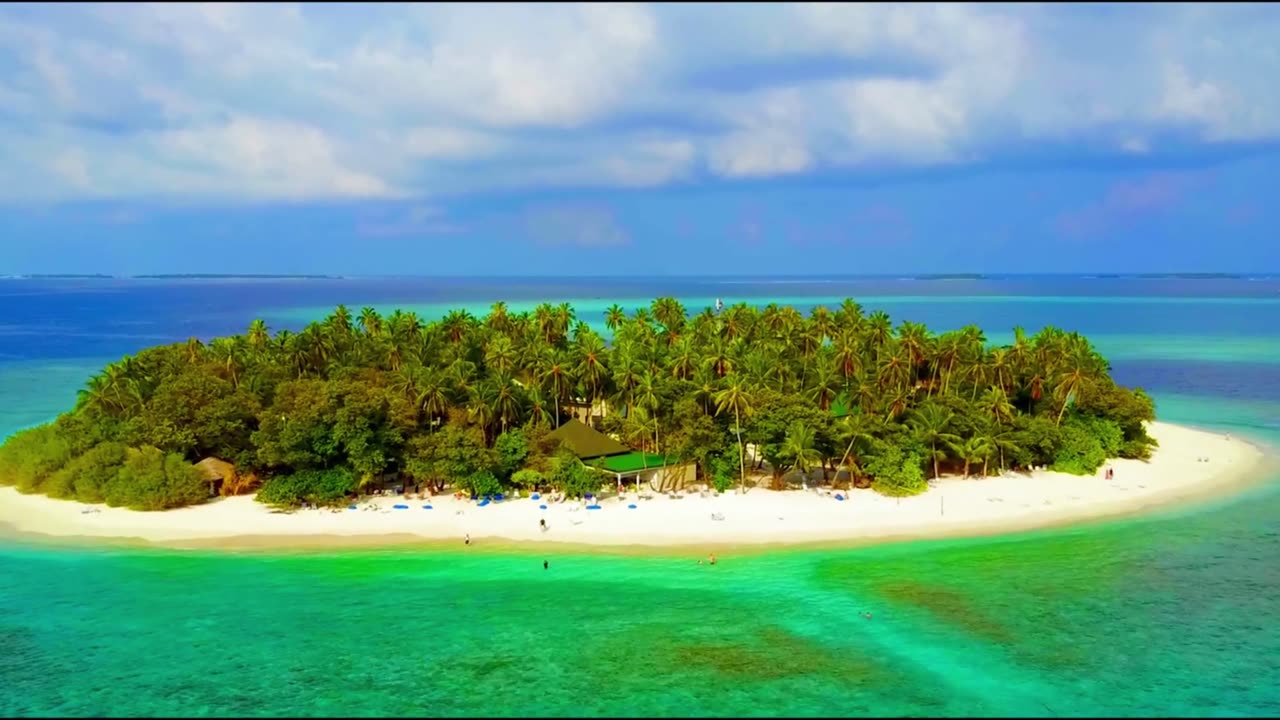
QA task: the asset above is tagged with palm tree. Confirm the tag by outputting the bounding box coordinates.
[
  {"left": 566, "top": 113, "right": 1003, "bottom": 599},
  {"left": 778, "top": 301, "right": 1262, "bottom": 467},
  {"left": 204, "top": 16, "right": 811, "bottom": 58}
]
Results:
[
  {"left": 806, "top": 363, "right": 841, "bottom": 411},
  {"left": 651, "top": 296, "right": 686, "bottom": 344},
  {"left": 604, "top": 304, "right": 627, "bottom": 333},
  {"left": 980, "top": 386, "right": 1016, "bottom": 427},
  {"left": 909, "top": 403, "right": 961, "bottom": 479},
  {"left": 359, "top": 307, "right": 384, "bottom": 337},
  {"left": 714, "top": 376, "right": 753, "bottom": 492},
  {"left": 524, "top": 385, "right": 554, "bottom": 428},
  {"left": 484, "top": 334, "right": 518, "bottom": 375},
  {"left": 572, "top": 333, "right": 610, "bottom": 412},
  {"left": 1053, "top": 336, "right": 1101, "bottom": 425},
  {"left": 415, "top": 369, "right": 450, "bottom": 426},
  {"left": 486, "top": 301, "right": 512, "bottom": 335},
  {"left": 209, "top": 336, "right": 243, "bottom": 388},
  {"left": 809, "top": 305, "right": 834, "bottom": 343},
  {"left": 990, "top": 427, "right": 1022, "bottom": 472},
  {"left": 184, "top": 337, "right": 204, "bottom": 365},
  {"left": 959, "top": 436, "right": 994, "bottom": 477},
  {"left": 488, "top": 372, "right": 523, "bottom": 433},
  {"left": 781, "top": 420, "right": 823, "bottom": 480},
  {"left": 536, "top": 348, "right": 574, "bottom": 426},
  {"left": 833, "top": 412, "right": 876, "bottom": 488},
  {"left": 247, "top": 319, "right": 270, "bottom": 355},
  {"left": 328, "top": 304, "right": 354, "bottom": 338}
]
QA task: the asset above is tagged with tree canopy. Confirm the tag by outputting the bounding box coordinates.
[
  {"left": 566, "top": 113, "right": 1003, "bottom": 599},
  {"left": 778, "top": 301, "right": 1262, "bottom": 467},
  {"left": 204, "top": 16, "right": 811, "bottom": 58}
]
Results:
[{"left": 0, "top": 298, "right": 1157, "bottom": 509}]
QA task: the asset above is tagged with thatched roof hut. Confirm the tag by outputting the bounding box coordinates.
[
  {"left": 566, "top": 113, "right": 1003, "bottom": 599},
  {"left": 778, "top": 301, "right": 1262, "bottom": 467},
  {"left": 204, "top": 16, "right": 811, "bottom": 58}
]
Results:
[
  {"left": 196, "top": 457, "right": 235, "bottom": 481},
  {"left": 195, "top": 457, "right": 238, "bottom": 497}
]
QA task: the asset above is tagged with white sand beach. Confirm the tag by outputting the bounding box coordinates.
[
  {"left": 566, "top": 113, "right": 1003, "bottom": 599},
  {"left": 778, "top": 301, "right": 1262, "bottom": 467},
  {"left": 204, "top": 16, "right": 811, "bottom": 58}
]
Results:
[{"left": 0, "top": 421, "right": 1273, "bottom": 552}]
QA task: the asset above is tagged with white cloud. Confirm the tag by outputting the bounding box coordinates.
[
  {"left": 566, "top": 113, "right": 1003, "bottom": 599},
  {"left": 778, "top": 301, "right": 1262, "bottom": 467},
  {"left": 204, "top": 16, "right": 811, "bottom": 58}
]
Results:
[
  {"left": 0, "top": 2, "right": 1278, "bottom": 202},
  {"left": 709, "top": 129, "right": 812, "bottom": 178},
  {"left": 340, "top": 3, "right": 659, "bottom": 128},
  {"left": 402, "top": 127, "right": 500, "bottom": 160},
  {"left": 1121, "top": 137, "right": 1151, "bottom": 154},
  {"left": 50, "top": 149, "right": 92, "bottom": 189},
  {"left": 357, "top": 205, "right": 463, "bottom": 238},
  {"left": 154, "top": 117, "right": 392, "bottom": 199},
  {"left": 523, "top": 205, "right": 630, "bottom": 248}
]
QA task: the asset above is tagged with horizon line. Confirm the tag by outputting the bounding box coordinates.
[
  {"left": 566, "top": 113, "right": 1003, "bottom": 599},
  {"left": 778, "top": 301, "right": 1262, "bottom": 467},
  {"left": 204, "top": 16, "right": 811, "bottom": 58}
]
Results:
[{"left": 4, "top": 272, "right": 1279, "bottom": 281}]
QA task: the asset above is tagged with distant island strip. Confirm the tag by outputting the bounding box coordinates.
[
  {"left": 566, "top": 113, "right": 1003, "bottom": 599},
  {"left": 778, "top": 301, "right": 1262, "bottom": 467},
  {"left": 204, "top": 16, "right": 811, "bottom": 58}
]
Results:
[
  {"left": 1, "top": 273, "right": 1272, "bottom": 281},
  {"left": 3, "top": 274, "right": 344, "bottom": 280}
]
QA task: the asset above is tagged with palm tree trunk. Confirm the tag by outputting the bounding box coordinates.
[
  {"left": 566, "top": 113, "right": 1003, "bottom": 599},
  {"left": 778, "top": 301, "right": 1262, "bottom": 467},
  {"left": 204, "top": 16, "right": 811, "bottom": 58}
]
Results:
[
  {"left": 932, "top": 441, "right": 940, "bottom": 479},
  {"left": 1056, "top": 387, "right": 1073, "bottom": 426},
  {"left": 735, "top": 405, "right": 746, "bottom": 493},
  {"left": 838, "top": 435, "right": 858, "bottom": 482}
]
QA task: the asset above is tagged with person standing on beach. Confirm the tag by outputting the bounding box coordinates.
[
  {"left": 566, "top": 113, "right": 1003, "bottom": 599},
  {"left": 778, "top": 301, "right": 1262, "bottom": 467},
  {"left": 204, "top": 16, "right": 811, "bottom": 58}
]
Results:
[{"left": 464, "top": 533, "right": 471, "bottom": 546}]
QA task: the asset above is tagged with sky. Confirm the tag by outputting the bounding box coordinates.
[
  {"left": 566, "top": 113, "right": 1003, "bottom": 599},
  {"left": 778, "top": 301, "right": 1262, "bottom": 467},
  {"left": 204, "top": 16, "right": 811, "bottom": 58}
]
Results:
[{"left": 1, "top": 2, "right": 1278, "bottom": 276}]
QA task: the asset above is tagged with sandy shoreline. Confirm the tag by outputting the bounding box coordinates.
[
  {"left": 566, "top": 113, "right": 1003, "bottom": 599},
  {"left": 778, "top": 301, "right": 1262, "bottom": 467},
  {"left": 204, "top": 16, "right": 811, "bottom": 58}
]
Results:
[{"left": 1, "top": 422, "right": 1275, "bottom": 555}]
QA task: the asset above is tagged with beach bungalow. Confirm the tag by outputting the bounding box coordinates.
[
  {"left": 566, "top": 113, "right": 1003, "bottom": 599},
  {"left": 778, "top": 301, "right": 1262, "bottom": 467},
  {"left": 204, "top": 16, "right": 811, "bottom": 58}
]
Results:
[
  {"left": 546, "top": 418, "right": 696, "bottom": 491},
  {"left": 194, "top": 457, "right": 234, "bottom": 498}
]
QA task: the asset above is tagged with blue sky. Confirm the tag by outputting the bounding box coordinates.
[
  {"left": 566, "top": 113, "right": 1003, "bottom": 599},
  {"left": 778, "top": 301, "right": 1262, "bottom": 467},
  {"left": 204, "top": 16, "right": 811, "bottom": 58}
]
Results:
[{"left": 1, "top": 2, "right": 1278, "bottom": 276}]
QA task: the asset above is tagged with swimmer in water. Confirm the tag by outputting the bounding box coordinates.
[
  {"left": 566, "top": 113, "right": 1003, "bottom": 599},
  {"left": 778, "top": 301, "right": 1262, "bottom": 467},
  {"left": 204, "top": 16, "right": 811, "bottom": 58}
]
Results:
[
  {"left": 708, "top": 554, "right": 717, "bottom": 565},
  {"left": 543, "top": 560, "right": 548, "bottom": 570}
]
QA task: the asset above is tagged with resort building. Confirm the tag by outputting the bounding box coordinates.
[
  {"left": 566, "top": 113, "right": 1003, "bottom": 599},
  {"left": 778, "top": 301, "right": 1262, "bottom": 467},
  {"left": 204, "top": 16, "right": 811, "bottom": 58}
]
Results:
[
  {"left": 546, "top": 418, "right": 696, "bottom": 491},
  {"left": 566, "top": 395, "right": 611, "bottom": 426}
]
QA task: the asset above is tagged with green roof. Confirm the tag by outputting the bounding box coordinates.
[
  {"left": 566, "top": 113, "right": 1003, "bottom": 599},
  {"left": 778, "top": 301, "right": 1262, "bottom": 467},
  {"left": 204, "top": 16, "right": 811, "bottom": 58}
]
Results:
[
  {"left": 546, "top": 418, "right": 630, "bottom": 460},
  {"left": 589, "top": 451, "right": 680, "bottom": 474}
]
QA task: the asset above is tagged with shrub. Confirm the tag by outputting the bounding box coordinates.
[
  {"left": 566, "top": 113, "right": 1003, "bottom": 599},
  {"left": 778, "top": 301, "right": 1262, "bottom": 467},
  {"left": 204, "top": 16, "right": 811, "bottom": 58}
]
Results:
[
  {"left": 865, "top": 444, "right": 928, "bottom": 497},
  {"left": 44, "top": 442, "right": 129, "bottom": 503},
  {"left": 1051, "top": 416, "right": 1110, "bottom": 475},
  {"left": 105, "top": 446, "right": 209, "bottom": 511},
  {"left": 457, "top": 470, "right": 502, "bottom": 498},
  {"left": 706, "top": 451, "right": 738, "bottom": 493},
  {"left": 256, "top": 467, "right": 358, "bottom": 507},
  {"left": 510, "top": 468, "right": 546, "bottom": 489},
  {"left": 0, "top": 423, "right": 76, "bottom": 493}
]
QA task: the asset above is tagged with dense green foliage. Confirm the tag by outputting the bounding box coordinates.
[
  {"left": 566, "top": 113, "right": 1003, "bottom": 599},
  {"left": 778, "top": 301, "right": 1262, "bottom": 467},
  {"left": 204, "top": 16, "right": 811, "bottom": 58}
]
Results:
[
  {"left": 257, "top": 468, "right": 358, "bottom": 508},
  {"left": 0, "top": 298, "right": 1157, "bottom": 509}
]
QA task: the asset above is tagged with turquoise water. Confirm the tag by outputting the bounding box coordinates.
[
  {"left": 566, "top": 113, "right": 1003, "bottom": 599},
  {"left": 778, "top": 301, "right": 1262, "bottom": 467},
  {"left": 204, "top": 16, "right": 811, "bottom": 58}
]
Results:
[{"left": 2, "top": 278, "right": 1280, "bottom": 716}]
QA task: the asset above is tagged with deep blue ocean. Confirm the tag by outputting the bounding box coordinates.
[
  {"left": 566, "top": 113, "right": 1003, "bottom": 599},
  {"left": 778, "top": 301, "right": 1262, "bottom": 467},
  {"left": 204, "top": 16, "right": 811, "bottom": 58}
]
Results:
[{"left": 1, "top": 276, "right": 1279, "bottom": 717}]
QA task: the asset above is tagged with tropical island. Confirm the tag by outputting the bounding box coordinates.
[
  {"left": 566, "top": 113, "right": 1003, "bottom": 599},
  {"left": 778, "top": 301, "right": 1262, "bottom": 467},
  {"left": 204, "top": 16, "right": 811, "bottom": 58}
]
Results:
[{"left": 0, "top": 298, "right": 1266, "bottom": 549}]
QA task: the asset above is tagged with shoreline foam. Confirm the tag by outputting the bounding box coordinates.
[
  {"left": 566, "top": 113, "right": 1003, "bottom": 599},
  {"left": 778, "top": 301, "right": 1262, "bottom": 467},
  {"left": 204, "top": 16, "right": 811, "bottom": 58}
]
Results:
[{"left": 1, "top": 421, "right": 1274, "bottom": 555}]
